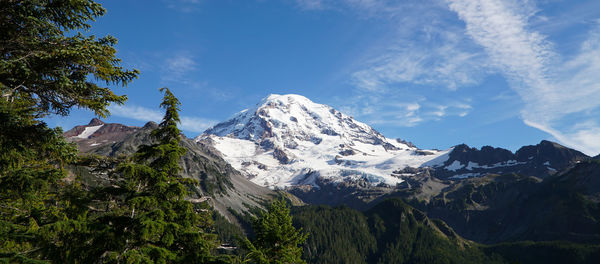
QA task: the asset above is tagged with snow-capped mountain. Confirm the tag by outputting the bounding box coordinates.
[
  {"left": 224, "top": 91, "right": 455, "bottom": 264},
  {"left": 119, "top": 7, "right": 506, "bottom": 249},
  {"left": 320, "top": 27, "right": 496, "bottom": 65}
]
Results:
[{"left": 196, "top": 94, "right": 450, "bottom": 189}]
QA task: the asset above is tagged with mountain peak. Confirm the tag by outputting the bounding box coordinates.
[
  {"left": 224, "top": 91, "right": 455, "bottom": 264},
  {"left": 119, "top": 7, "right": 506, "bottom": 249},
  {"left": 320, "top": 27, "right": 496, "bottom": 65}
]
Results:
[
  {"left": 88, "top": 118, "right": 104, "bottom": 126},
  {"left": 202, "top": 93, "right": 391, "bottom": 148},
  {"left": 263, "top": 93, "right": 311, "bottom": 103}
]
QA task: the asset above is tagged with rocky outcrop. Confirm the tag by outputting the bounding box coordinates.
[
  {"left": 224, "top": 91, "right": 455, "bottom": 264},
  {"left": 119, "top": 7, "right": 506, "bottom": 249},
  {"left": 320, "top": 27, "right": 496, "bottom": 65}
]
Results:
[
  {"left": 515, "top": 140, "right": 589, "bottom": 169},
  {"left": 448, "top": 144, "right": 515, "bottom": 166},
  {"left": 273, "top": 147, "right": 291, "bottom": 164}
]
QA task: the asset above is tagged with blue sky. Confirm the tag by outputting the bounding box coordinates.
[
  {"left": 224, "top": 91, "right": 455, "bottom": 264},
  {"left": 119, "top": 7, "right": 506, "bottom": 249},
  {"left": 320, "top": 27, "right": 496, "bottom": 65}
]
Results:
[{"left": 45, "top": 0, "right": 600, "bottom": 155}]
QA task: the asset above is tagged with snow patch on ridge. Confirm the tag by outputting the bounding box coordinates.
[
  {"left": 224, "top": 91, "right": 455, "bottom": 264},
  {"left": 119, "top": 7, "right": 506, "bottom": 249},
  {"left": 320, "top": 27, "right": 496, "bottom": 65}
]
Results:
[
  {"left": 445, "top": 160, "right": 464, "bottom": 171},
  {"left": 75, "top": 125, "right": 103, "bottom": 139}
]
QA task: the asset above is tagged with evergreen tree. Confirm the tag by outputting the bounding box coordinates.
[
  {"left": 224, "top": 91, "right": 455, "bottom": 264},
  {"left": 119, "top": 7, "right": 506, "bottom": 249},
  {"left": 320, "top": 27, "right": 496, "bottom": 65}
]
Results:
[
  {"left": 0, "top": 100, "right": 84, "bottom": 263},
  {"left": 0, "top": 1, "right": 137, "bottom": 262},
  {"left": 0, "top": 0, "right": 138, "bottom": 117},
  {"left": 243, "top": 199, "right": 307, "bottom": 264},
  {"left": 86, "top": 88, "right": 217, "bottom": 263}
]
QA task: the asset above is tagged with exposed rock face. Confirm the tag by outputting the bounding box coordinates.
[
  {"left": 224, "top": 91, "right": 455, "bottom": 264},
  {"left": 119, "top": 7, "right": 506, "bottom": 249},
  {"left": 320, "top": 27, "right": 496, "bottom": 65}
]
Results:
[
  {"left": 64, "top": 119, "right": 276, "bottom": 223},
  {"left": 272, "top": 147, "right": 291, "bottom": 164},
  {"left": 286, "top": 177, "right": 399, "bottom": 210},
  {"left": 515, "top": 140, "right": 589, "bottom": 170},
  {"left": 397, "top": 138, "right": 416, "bottom": 148},
  {"left": 88, "top": 117, "right": 104, "bottom": 126}
]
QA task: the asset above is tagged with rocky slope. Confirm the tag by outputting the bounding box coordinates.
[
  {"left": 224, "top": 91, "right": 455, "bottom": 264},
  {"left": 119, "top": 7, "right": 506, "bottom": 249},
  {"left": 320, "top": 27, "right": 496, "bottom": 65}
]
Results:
[{"left": 65, "top": 119, "right": 276, "bottom": 224}]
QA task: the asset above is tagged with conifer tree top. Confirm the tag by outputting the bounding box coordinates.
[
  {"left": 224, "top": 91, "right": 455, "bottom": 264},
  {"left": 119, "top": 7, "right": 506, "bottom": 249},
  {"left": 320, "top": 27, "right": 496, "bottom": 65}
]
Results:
[{"left": 0, "top": 0, "right": 139, "bottom": 117}]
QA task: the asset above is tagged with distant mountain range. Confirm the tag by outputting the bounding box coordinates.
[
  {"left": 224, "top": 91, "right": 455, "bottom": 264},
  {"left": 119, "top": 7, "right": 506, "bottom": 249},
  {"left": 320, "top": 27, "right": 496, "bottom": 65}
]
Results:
[{"left": 65, "top": 94, "right": 594, "bottom": 209}]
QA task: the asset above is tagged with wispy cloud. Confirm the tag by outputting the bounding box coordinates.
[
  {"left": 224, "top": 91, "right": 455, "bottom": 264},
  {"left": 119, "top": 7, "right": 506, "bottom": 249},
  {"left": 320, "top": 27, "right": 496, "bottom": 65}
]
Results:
[
  {"left": 338, "top": 95, "right": 472, "bottom": 127},
  {"left": 108, "top": 104, "right": 216, "bottom": 133},
  {"left": 109, "top": 104, "right": 164, "bottom": 122},
  {"left": 161, "top": 54, "right": 198, "bottom": 84},
  {"left": 447, "top": 0, "right": 600, "bottom": 155},
  {"left": 351, "top": 29, "right": 487, "bottom": 92}
]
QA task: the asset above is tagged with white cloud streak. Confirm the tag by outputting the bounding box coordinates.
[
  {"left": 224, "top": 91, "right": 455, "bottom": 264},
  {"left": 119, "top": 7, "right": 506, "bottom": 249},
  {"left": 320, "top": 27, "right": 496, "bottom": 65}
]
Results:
[
  {"left": 447, "top": 0, "right": 600, "bottom": 155},
  {"left": 327, "top": 1, "right": 481, "bottom": 128},
  {"left": 108, "top": 104, "right": 216, "bottom": 133},
  {"left": 338, "top": 95, "right": 472, "bottom": 127}
]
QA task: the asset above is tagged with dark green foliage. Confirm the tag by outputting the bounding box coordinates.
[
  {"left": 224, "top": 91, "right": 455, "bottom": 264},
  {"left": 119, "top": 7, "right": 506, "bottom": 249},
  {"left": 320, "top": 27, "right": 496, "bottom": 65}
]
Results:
[
  {"left": 0, "top": 0, "right": 138, "bottom": 117},
  {"left": 292, "top": 205, "right": 376, "bottom": 264},
  {"left": 84, "top": 88, "right": 218, "bottom": 263},
  {"left": 243, "top": 199, "right": 308, "bottom": 264},
  {"left": 198, "top": 165, "right": 232, "bottom": 195},
  {"left": 213, "top": 212, "right": 245, "bottom": 247},
  {"left": 291, "top": 196, "right": 600, "bottom": 264},
  {"left": 1, "top": 1, "right": 137, "bottom": 261},
  {"left": 226, "top": 204, "right": 266, "bottom": 240},
  {"left": 0, "top": 101, "right": 86, "bottom": 263},
  {"left": 369, "top": 199, "right": 501, "bottom": 264}
]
